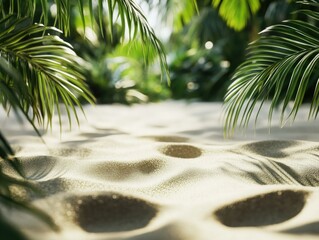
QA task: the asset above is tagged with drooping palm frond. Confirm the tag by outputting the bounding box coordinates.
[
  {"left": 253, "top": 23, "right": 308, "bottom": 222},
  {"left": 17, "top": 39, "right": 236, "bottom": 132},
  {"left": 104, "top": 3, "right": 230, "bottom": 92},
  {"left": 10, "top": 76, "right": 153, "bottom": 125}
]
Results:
[
  {"left": 113, "top": 0, "right": 170, "bottom": 81},
  {"left": 1, "top": 0, "right": 170, "bottom": 82},
  {"left": 0, "top": 16, "right": 95, "bottom": 130},
  {"left": 0, "top": 0, "right": 169, "bottom": 237},
  {"left": 212, "top": 0, "right": 261, "bottom": 31},
  {"left": 0, "top": 15, "right": 90, "bottom": 237},
  {"left": 224, "top": 1, "right": 319, "bottom": 136}
]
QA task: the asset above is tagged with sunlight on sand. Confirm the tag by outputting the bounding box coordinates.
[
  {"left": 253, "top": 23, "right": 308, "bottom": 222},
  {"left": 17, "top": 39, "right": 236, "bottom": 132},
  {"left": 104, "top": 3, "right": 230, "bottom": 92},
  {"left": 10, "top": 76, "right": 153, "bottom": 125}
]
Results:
[{"left": 2, "top": 101, "right": 319, "bottom": 240}]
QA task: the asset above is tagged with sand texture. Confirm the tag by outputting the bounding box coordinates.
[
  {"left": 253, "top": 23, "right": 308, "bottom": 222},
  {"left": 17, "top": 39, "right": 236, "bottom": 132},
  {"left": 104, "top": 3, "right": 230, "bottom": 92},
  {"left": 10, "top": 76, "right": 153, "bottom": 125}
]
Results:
[{"left": 2, "top": 101, "right": 319, "bottom": 240}]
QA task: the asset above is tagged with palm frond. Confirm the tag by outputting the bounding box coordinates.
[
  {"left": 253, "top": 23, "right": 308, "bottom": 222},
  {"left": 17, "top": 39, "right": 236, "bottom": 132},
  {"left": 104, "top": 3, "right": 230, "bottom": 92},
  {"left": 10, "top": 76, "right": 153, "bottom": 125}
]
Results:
[
  {"left": 0, "top": 0, "right": 169, "bottom": 82},
  {"left": 224, "top": 2, "right": 319, "bottom": 136},
  {"left": 212, "top": 0, "right": 261, "bottom": 31},
  {"left": 0, "top": 16, "right": 84, "bottom": 236},
  {"left": 113, "top": 0, "right": 169, "bottom": 82},
  {"left": 0, "top": 16, "right": 95, "bottom": 130}
]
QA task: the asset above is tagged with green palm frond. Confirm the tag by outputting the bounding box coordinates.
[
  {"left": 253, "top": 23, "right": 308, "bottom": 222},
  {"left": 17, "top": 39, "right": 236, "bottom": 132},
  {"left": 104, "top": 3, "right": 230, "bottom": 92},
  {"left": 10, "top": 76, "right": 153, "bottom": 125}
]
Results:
[
  {"left": 1, "top": 0, "right": 169, "bottom": 82},
  {"left": 224, "top": 1, "right": 319, "bottom": 136},
  {"left": 113, "top": 0, "right": 169, "bottom": 81},
  {"left": 0, "top": 16, "right": 95, "bottom": 129},
  {"left": 0, "top": 16, "right": 85, "bottom": 236},
  {"left": 0, "top": 0, "right": 169, "bottom": 238},
  {"left": 212, "top": 0, "right": 261, "bottom": 31}
]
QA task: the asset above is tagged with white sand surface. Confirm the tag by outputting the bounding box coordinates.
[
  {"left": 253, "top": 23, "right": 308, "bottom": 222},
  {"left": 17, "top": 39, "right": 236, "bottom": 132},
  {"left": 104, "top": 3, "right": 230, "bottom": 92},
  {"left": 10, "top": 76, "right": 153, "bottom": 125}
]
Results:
[{"left": 2, "top": 101, "right": 319, "bottom": 240}]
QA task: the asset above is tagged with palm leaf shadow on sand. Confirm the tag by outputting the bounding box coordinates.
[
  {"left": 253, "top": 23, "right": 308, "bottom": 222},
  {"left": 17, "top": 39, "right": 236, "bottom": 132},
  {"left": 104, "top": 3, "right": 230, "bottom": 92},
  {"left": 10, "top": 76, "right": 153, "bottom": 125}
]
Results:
[
  {"left": 221, "top": 157, "right": 319, "bottom": 187},
  {"left": 17, "top": 156, "right": 67, "bottom": 181},
  {"left": 222, "top": 140, "right": 319, "bottom": 186}
]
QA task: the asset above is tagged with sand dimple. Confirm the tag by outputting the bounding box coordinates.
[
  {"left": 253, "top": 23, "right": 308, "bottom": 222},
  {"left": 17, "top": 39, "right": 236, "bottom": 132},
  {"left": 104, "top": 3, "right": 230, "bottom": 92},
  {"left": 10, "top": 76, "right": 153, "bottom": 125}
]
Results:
[
  {"left": 67, "top": 193, "right": 157, "bottom": 233},
  {"left": 242, "top": 140, "right": 297, "bottom": 158},
  {"left": 214, "top": 190, "right": 309, "bottom": 227},
  {"left": 159, "top": 144, "right": 202, "bottom": 158}
]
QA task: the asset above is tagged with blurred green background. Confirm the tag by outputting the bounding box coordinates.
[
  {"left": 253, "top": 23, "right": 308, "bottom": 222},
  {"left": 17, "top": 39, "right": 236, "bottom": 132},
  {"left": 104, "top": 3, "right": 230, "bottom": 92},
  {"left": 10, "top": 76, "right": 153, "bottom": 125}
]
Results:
[{"left": 41, "top": 0, "right": 295, "bottom": 104}]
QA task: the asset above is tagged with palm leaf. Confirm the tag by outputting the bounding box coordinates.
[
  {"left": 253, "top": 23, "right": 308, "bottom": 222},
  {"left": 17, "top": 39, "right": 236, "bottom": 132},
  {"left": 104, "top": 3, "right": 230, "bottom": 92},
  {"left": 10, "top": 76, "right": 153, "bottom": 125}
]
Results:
[
  {"left": 113, "top": 0, "right": 170, "bottom": 82},
  {"left": 0, "top": 0, "right": 169, "bottom": 82},
  {"left": 0, "top": 16, "right": 95, "bottom": 130},
  {"left": 0, "top": 1, "right": 170, "bottom": 235},
  {"left": 212, "top": 0, "right": 261, "bottom": 31},
  {"left": 224, "top": 2, "right": 319, "bottom": 136}
]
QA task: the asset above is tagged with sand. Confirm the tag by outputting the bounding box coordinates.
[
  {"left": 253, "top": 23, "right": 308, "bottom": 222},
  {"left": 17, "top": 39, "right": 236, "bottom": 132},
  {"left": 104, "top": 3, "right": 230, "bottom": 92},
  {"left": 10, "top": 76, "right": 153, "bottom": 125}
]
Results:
[{"left": 2, "top": 101, "right": 319, "bottom": 240}]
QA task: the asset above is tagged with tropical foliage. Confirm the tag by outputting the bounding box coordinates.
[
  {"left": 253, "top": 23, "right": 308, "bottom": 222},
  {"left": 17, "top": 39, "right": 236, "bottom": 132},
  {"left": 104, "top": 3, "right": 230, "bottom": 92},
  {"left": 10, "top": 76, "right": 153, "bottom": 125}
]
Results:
[
  {"left": 0, "top": 0, "right": 168, "bottom": 238},
  {"left": 165, "top": 0, "right": 293, "bottom": 101},
  {"left": 1, "top": 0, "right": 314, "bottom": 238},
  {"left": 224, "top": 0, "right": 319, "bottom": 136},
  {"left": 147, "top": 0, "right": 261, "bottom": 31},
  {"left": 67, "top": 9, "right": 170, "bottom": 104}
]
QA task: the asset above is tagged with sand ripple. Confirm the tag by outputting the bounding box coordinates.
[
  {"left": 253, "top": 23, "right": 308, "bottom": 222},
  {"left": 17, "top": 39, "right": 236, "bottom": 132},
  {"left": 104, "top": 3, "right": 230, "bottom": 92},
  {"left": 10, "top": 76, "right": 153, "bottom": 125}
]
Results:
[{"left": 5, "top": 102, "right": 319, "bottom": 240}]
